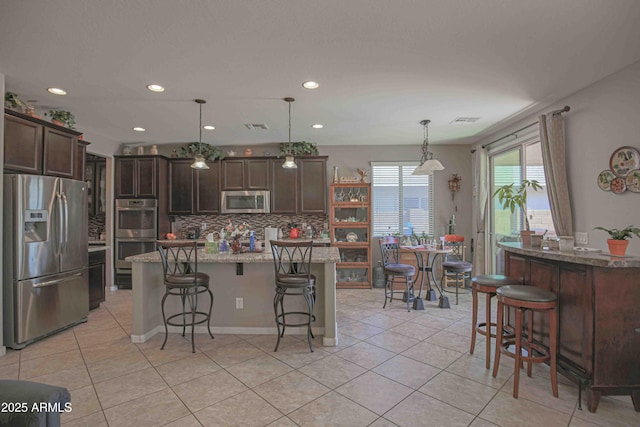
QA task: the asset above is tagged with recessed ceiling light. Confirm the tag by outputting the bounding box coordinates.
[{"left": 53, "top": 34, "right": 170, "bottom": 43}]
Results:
[
  {"left": 312, "top": 124, "right": 323, "bottom": 129},
  {"left": 133, "top": 127, "right": 146, "bottom": 132},
  {"left": 302, "top": 81, "right": 319, "bottom": 89},
  {"left": 203, "top": 125, "right": 215, "bottom": 130},
  {"left": 47, "top": 87, "right": 67, "bottom": 95},
  {"left": 146, "top": 84, "right": 165, "bottom": 93}
]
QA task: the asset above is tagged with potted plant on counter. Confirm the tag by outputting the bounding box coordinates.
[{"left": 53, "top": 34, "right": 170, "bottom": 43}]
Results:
[
  {"left": 493, "top": 179, "right": 542, "bottom": 246},
  {"left": 593, "top": 225, "right": 640, "bottom": 256},
  {"left": 45, "top": 109, "right": 76, "bottom": 129}
]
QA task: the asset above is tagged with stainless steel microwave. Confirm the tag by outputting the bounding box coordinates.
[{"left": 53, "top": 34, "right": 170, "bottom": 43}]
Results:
[{"left": 221, "top": 190, "right": 270, "bottom": 214}]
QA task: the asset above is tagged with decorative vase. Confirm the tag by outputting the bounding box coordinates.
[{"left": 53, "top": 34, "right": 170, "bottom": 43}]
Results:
[
  {"left": 150, "top": 145, "right": 158, "bottom": 155},
  {"left": 232, "top": 238, "right": 242, "bottom": 254},
  {"left": 244, "top": 148, "right": 253, "bottom": 157},
  {"left": 333, "top": 166, "right": 339, "bottom": 184},
  {"left": 607, "top": 239, "right": 629, "bottom": 256},
  {"left": 52, "top": 119, "right": 64, "bottom": 127}
]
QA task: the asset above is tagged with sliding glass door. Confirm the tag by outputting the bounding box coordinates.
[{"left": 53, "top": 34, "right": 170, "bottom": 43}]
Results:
[{"left": 489, "top": 140, "right": 553, "bottom": 273}]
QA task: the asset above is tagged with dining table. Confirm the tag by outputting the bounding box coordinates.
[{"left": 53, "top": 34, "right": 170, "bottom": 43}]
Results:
[{"left": 400, "top": 245, "right": 453, "bottom": 309}]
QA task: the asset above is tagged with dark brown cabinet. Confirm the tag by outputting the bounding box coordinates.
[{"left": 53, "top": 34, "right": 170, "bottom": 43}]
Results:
[
  {"left": 222, "top": 159, "right": 269, "bottom": 190},
  {"left": 115, "top": 156, "right": 165, "bottom": 199},
  {"left": 269, "top": 156, "right": 327, "bottom": 214},
  {"left": 195, "top": 162, "right": 221, "bottom": 214},
  {"left": 299, "top": 157, "right": 327, "bottom": 214},
  {"left": 88, "top": 249, "right": 106, "bottom": 310},
  {"left": 270, "top": 158, "right": 298, "bottom": 213},
  {"left": 4, "top": 110, "right": 81, "bottom": 178},
  {"left": 75, "top": 140, "right": 89, "bottom": 181},
  {"left": 86, "top": 156, "right": 106, "bottom": 215},
  {"left": 168, "top": 159, "right": 221, "bottom": 214}
]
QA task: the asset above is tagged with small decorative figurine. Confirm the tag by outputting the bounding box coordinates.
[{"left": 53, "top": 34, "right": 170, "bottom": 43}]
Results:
[{"left": 357, "top": 168, "right": 369, "bottom": 183}]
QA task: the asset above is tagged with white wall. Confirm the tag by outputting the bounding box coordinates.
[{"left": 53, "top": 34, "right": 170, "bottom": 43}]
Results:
[{"left": 476, "top": 59, "right": 640, "bottom": 256}]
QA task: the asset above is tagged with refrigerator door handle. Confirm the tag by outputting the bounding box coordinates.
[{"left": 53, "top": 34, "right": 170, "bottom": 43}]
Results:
[
  {"left": 62, "top": 192, "right": 69, "bottom": 254},
  {"left": 32, "top": 272, "right": 83, "bottom": 288},
  {"left": 56, "top": 192, "right": 64, "bottom": 256}
]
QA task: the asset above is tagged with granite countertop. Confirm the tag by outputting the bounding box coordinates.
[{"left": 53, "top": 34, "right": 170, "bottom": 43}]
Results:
[
  {"left": 499, "top": 242, "right": 640, "bottom": 268},
  {"left": 88, "top": 245, "right": 110, "bottom": 253},
  {"left": 127, "top": 241, "right": 340, "bottom": 264}
]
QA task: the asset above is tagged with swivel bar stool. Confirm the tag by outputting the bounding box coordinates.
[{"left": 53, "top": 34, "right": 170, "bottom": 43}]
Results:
[
  {"left": 470, "top": 274, "right": 520, "bottom": 369},
  {"left": 492, "top": 285, "right": 559, "bottom": 399},
  {"left": 157, "top": 240, "right": 214, "bottom": 353},
  {"left": 379, "top": 239, "right": 416, "bottom": 312},
  {"left": 270, "top": 240, "right": 316, "bottom": 352}
]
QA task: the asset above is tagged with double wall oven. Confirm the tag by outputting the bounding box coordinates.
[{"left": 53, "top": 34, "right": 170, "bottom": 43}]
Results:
[{"left": 115, "top": 199, "right": 157, "bottom": 283}]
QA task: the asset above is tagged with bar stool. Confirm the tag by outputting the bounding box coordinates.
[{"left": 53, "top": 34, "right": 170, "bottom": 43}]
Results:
[
  {"left": 157, "top": 240, "right": 215, "bottom": 353},
  {"left": 379, "top": 239, "right": 416, "bottom": 312},
  {"left": 470, "top": 275, "right": 520, "bottom": 369},
  {"left": 492, "top": 285, "right": 558, "bottom": 399},
  {"left": 270, "top": 240, "right": 316, "bottom": 352}
]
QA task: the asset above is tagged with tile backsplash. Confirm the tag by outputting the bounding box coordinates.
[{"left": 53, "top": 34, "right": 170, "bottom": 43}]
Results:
[
  {"left": 89, "top": 214, "right": 106, "bottom": 239},
  {"left": 173, "top": 214, "right": 328, "bottom": 240}
]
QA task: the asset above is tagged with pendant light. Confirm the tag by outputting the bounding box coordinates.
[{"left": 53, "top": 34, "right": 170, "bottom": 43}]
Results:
[
  {"left": 282, "top": 97, "right": 298, "bottom": 169},
  {"left": 190, "top": 99, "right": 210, "bottom": 170},
  {"left": 412, "top": 119, "right": 444, "bottom": 175}
]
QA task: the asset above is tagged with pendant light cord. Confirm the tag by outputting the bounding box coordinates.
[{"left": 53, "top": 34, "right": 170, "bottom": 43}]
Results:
[
  {"left": 199, "top": 101, "right": 203, "bottom": 155},
  {"left": 288, "top": 100, "right": 292, "bottom": 154}
]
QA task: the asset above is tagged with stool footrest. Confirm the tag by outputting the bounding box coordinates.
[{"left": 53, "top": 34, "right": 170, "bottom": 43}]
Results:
[
  {"left": 500, "top": 337, "right": 550, "bottom": 364},
  {"left": 166, "top": 311, "right": 211, "bottom": 328}
]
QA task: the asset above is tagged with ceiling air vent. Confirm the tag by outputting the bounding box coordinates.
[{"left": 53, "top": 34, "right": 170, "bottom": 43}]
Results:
[
  {"left": 450, "top": 117, "right": 480, "bottom": 125},
  {"left": 244, "top": 123, "right": 269, "bottom": 130}
]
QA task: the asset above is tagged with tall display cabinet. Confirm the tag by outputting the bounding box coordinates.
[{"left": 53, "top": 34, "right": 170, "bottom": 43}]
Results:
[{"left": 329, "top": 183, "right": 371, "bottom": 289}]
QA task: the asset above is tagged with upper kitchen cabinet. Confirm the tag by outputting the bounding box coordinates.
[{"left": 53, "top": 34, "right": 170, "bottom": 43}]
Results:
[
  {"left": 269, "top": 156, "right": 327, "bottom": 214},
  {"left": 75, "top": 140, "right": 89, "bottom": 181},
  {"left": 86, "top": 154, "right": 106, "bottom": 215},
  {"left": 168, "top": 159, "right": 221, "bottom": 214},
  {"left": 115, "top": 155, "right": 167, "bottom": 199},
  {"left": 270, "top": 158, "right": 298, "bottom": 213},
  {"left": 222, "top": 158, "right": 269, "bottom": 190},
  {"left": 4, "top": 110, "right": 81, "bottom": 178},
  {"left": 299, "top": 157, "right": 327, "bottom": 214}
]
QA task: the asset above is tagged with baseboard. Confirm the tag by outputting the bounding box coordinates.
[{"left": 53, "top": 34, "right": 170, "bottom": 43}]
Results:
[{"left": 131, "top": 325, "right": 326, "bottom": 343}]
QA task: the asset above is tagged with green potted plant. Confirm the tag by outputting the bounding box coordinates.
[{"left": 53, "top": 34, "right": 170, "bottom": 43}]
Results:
[
  {"left": 179, "top": 142, "right": 225, "bottom": 161},
  {"left": 5, "top": 91, "right": 26, "bottom": 110},
  {"left": 493, "top": 179, "right": 542, "bottom": 246},
  {"left": 279, "top": 141, "right": 319, "bottom": 157},
  {"left": 45, "top": 109, "right": 76, "bottom": 129},
  {"left": 593, "top": 225, "right": 640, "bottom": 256}
]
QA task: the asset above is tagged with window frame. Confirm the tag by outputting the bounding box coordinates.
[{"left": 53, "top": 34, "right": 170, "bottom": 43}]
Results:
[{"left": 370, "top": 161, "right": 435, "bottom": 238}]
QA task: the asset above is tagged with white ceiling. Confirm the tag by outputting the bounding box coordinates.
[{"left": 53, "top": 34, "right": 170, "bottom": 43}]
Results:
[{"left": 2, "top": 0, "right": 640, "bottom": 150}]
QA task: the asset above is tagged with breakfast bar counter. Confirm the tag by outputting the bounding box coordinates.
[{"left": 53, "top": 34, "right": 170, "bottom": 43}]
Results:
[
  {"left": 127, "top": 244, "right": 341, "bottom": 347},
  {"left": 499, "top": 242, "right": 640, "bottom": 412}
]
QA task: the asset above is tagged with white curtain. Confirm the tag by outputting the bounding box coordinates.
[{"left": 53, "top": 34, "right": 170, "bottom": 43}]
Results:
[
  {"left": 539, "top": 113, "right": 573, "bottom": 236},
  {"left": 471, "top": 147, "right": 489, "bottom": 275}
]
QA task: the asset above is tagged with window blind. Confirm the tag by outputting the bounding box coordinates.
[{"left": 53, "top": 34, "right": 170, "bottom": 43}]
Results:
[{"left": 371, "top": 162, "right": 434, "bottom": 237}]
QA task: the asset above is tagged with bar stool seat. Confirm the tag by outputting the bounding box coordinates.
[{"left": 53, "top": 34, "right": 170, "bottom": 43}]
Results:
[
  {"left": 493, "top": 284, "right": 559, "bottom": 399},
  {"left": 470, "top": 274, "right": 520, "bottom": 369}
]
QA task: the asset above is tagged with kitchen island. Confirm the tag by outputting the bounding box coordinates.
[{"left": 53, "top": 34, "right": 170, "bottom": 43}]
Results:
[
  {"left": 499, "top": 242, "right": 640, "bottom": 412},
  {"left": 126, "top": 244, "right": 341, "bottom": 347}
]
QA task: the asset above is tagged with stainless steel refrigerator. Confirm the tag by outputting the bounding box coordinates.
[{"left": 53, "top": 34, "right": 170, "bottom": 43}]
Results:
[{"left": 3, "top": 174, "right": 89, "bottom": 349}]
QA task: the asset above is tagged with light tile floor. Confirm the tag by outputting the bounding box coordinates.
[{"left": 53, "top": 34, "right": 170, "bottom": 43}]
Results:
[{"left": 1, "top": 287, "right": 639, "bottom": 426}]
